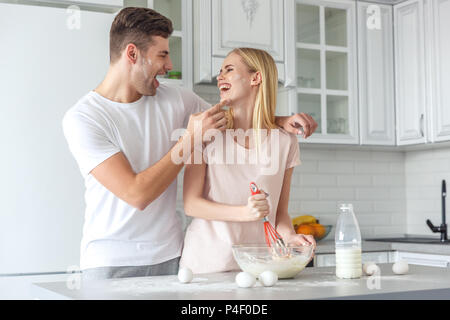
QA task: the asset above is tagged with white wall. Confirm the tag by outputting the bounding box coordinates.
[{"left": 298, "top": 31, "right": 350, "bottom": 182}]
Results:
[{"left": 0, "top": 3, "right": 114, "bottom": 274}]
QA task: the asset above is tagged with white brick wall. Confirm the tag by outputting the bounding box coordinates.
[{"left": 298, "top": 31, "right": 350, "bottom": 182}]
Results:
[
  {"left": 289, "top": 146, "right": 406, "bottom": 240},
  {"left": 405, "top": 147, "right": 450, "bottom": 236}
]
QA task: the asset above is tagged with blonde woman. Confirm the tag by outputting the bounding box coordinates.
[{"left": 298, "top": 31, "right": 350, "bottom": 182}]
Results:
[{"left": 179, "top": 48, "right": 316, "bottom": 274}]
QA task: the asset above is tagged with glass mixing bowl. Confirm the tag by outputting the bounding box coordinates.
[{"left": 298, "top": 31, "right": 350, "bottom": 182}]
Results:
[{"left": 231, "top": 244, "right": 314, "bottom": 279}]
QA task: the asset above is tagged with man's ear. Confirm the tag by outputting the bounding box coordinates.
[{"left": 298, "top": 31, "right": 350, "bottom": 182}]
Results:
[
  {"left": 250, "top": 71, "right": 262, "bottom": 86},
  {"left": 125, "top": 43, "right": 138, "bottom": 64}
]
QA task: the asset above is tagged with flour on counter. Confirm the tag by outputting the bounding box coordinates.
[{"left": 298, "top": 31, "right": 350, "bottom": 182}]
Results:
[
  {"left": 108, "top": 276, "right": 238, "bottom": 296},
  {"left": 105, "top": 272, "right": 363, "bottom": 297}
]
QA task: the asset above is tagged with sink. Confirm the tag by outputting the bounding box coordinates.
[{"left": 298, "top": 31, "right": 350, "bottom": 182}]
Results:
[{"left": 366, "top": 236, "right": 450, "bottom": 244}]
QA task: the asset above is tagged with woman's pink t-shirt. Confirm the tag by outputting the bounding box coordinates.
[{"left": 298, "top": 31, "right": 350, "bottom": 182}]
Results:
[{"left": 180, "top": 129, "right": 301, "bottom": 274}]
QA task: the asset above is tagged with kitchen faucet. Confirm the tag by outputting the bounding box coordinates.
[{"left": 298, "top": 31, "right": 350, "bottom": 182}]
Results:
[{"left": 426, "top": 180, "right": 448, "bottom": 242}]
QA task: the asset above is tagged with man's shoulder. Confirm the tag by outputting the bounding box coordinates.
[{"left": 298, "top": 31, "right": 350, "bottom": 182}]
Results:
[
  {"left": 67, "top": 91, "right": 98, "bottom": 112},
  {"left": 62, "top": 92, "right": 104, "bottom": 126}
]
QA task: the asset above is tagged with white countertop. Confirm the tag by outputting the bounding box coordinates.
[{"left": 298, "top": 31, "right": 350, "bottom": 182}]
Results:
[
  {"left": 32, "top": 264, "right": 450, "bottom": 300},
  {"left": 3, "top": 238, "right": 449, "bottom": 299},
  {"left": 0, "top": 273, "right": 70, "bottom": 299}
]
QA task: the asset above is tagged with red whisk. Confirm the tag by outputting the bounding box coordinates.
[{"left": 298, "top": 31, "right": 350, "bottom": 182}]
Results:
[{"left": 250, "top": 182, "right": 290, "bottom": 257}]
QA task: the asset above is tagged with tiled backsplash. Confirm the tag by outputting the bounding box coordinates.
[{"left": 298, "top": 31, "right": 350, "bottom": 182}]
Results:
[
  {"left": 288, "top": 146, "right": 406, "bottom": 239},
  {"left": 175, "top": 86, "right": 450, "bottom": 240},
  {"left": 405, "top": 146, "right": 450, "bottom": 235}
]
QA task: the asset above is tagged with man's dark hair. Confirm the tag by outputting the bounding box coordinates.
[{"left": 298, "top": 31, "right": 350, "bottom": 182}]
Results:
[{"left": 109, "top": 7, "right": 173, "bottom": 63}]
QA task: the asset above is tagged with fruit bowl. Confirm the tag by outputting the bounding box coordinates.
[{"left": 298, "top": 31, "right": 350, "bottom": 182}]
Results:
[
  {"left": 231, "top": 244, "right": 314, "bottom": 279},
  {"left": 316, "top": 225, "right": 332, "bottom": 241},
  {"left": 294, "top": 224, "right": 333, "bottom": 241}
]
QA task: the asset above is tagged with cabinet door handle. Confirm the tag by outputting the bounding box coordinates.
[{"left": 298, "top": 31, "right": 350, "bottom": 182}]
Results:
[{"left": 420, "top": 114, "right": 424, "bottom": 137}]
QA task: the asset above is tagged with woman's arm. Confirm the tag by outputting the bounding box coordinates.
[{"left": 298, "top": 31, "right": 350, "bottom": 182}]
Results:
[
  {"left": 183, "top": 158, "right": 269, "bottom": 222},
  {"left": 275, "top": 168, "right": 316, "bottom": 247}
]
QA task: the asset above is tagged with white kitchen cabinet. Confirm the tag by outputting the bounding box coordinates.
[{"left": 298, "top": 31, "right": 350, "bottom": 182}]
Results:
[
  {"left": 357, "top": 2, "right": 396, "bottom": 146},
  {"left": 193, "top": 0, "right": 292, "bottom": 85},
  {"left": 289, "top": 0, "right": 358, "bottom": 144},
  {"left": 394, "top": 0, "right": 450, "bottom": 146},
  {"left": 396, "top": 251, "right": 450, "bottom": 268},
  {"left": 211, "top": 0, "right": 284, "bottom": 61},
  {"left": 394, "top": 0, "right": 427, "bottom": 145},
  {"left": 425, "top": 0, "right": 450, "bottom": 143}
]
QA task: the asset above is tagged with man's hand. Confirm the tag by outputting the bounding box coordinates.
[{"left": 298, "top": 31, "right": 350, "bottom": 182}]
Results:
[
  {"left": 276, "top": 113, "right": 318, "bottom": 138},
  {"left": 186, "top": 99, "right": 230, "bottom": 142}
]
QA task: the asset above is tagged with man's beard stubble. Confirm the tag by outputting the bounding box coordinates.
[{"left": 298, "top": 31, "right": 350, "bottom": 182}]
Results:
[{"left": 138, "top": 56, "right": 158, "bottom": 96}]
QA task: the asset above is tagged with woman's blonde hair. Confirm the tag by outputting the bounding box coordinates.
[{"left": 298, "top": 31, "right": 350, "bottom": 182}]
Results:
[{"left": 225, "top": 48, "right": 279, "bottom": 144}]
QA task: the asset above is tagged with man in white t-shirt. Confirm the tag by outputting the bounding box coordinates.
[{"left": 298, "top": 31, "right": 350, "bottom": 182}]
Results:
[{"left": 62, "top": 7, "right": 318, "bottom": 280}]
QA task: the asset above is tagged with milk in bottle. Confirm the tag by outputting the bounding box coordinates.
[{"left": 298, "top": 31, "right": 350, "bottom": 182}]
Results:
[{"left": 335, "top": 204, "right": 362, "bottom": 279}]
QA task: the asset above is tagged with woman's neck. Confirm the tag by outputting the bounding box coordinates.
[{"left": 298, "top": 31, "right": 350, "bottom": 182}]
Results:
[
  {"left": 229, "top": 96, "right": 258, "bottom": 149},
  {"left": 231, "top": 104, "right": 253, "bottom": 131},
  {"left": 230, "top": 94, "right": 257, "bottom": 131}
]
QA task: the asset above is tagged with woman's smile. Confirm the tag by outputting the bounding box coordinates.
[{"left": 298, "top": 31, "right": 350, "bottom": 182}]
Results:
[{"left": 218, "top": 82, "right": 232, "bottom": 98}]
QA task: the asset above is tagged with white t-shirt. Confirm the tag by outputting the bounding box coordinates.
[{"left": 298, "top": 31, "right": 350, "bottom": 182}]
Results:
[{"left": 62, "top": 83, "right": 210, "bottom": 270}]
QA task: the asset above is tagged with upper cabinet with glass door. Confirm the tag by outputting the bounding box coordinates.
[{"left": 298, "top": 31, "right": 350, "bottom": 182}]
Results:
[
  {"left": 293, "top": 0, "right": 358, "bottom": 144},
  {"left": 149, "top": 0, "right": 193, "bottom": 88}
]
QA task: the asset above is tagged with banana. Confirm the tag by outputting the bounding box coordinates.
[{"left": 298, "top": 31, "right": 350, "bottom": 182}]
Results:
[{"left": 292, "top": 215, "right": 317, "bottom": 226}]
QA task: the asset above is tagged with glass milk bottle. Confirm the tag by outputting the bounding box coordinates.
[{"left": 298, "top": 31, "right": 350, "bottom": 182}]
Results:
[{"left": 335, "top": 204, "right": 362, "bottom": 279}]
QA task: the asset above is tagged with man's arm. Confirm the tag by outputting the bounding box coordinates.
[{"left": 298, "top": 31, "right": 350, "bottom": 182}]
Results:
[
  {"left": 182, "top": 87, "right": 318, "bottom": 139},
  {"left": 91, "top": 100, "right": 229, "bottom": 211},
  {"left": 91, "top": 134, "right": 191, "bottom": 211},
  {"left": 275, "top": 113, "right": 318, "bottom": 138}
]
